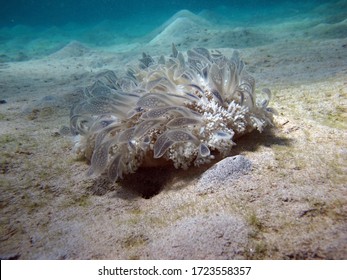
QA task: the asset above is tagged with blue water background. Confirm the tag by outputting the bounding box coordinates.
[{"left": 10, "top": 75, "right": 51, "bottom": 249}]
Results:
[
  {"left": 0, "top": 0, "right": 346, "bottom": 61},
  {"left": 1, "top": 0, "right": 339, "bottom": 27}
]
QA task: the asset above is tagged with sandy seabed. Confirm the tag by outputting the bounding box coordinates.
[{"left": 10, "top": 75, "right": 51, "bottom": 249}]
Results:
[{"left": 0, "top": 9, "right": 346, "bottom": 259}]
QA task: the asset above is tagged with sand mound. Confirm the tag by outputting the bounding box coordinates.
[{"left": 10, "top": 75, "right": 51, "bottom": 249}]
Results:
[
  {"left": 196, "top": 156, "right": 252, "bottom": 194},
  {"left": 309, "top": 18, "right": 347, "bottom": 39},
  {"left": 147, "top": 10, "right": 211, "bottom": 49},
  {"left": 146, "top": 9, "right": 272, "bottom": 50},
  {"left": 49, "top": 41, "right": 91, "bottom": 59}
]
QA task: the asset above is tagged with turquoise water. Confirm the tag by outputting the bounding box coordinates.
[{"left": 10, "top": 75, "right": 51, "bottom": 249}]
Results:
[
  {"left": 1, "top": 1, "right": 343, "bottom": 26},
  {"left": 0, "top": 0, "right": 346, "bottom": 61}
]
